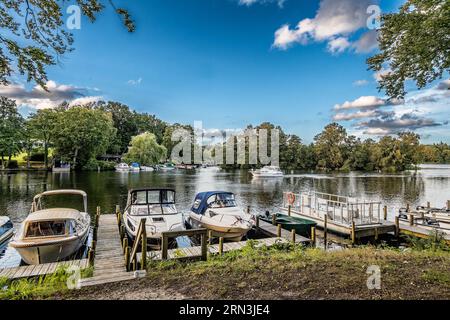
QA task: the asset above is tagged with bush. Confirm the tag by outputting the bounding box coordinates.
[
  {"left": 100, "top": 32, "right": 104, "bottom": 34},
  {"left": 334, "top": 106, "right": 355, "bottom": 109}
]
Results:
[
  {"left": 82, "top": 159, "right": 116, "bottom": 171},
  {"left": 27, "top": 153, "right": 46, "bottom": 162}
]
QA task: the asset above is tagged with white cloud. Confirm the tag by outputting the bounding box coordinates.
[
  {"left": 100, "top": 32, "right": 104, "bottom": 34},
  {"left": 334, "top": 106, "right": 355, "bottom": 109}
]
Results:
[
  {"left": 334, "top": 96, "right": 403, "bottom": 111},
  {"left": 272, "top": 0, "right": 378, "bottom": 53},
  {"left": 373, "top": 67, "right": 391, "bottom": 81},
  {"left": 0, "top": 81, "right": 102, "bottom": 109},
  {"left": 333, "top": 110, "right": 378, "bottom": 121},
  {"left": 353, "top": 79, "right": 369, "bottom": 86},
  {"left": 239, "top": 0, "right": 286, "bottom": 8},
  {"left": 127, "top": 77, "right": 142, "bottom": 86}
]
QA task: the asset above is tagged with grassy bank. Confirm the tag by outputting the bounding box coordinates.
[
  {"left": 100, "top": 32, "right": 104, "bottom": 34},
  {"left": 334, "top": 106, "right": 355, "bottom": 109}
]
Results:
[
  {"left": 60, "top": 242, "right": 449, "bottom": 300},
  {"left": 2, "top": 242, "right": 449, "bottom": 300}
]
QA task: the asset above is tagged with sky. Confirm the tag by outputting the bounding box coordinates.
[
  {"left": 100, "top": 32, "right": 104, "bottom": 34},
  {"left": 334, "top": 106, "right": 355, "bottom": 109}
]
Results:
[{"left": 1, "top": 0, "right": 449, "bottom": 143}]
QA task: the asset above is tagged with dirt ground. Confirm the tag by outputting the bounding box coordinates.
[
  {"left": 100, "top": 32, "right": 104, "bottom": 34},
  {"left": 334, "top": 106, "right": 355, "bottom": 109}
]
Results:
[{"left": 54, "top": 247, "right": 450, "bottom": 300}]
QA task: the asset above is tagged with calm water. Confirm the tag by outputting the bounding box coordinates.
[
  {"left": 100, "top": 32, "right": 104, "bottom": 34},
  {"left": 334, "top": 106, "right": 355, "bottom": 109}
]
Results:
[{"left": 1, "top": 164, "right": 450, "bottom": 267}]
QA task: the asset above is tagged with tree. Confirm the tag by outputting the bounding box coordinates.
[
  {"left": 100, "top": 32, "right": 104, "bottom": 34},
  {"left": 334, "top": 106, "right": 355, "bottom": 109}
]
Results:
[
  {"left": 123, "top": 132, "right": 167, "bottom": 166},
  {"left": 398, "top": 132, "right": 421, "bottom": 167},
  {"left": 313, "top": 123, "right": 348, "bottom": 171},
  {"left": 0, "top": 96, "right": 24, "bottom": 167},
  {"left": 0, "top": 0, "right": 134, "bottom": 88},
  {"left": 367, "top": 0, "right": 450, "bottom": 99},
  {"left": 52, "top": 107, "right": 116, "bottom": 168},
  {"left": 27, "top": 109, "right": 58, "bottom": 168}
]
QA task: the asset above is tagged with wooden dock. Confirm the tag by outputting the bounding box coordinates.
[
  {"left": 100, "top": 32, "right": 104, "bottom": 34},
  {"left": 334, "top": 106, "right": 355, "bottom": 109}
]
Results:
[
  {"left": 398, "top": 219, "right": 450, "bottom": 244},
  {"left": 0, "top": 259, "right": 89, "bottom": 280},
  {"left": 256, "top": 219, "right": 312, "bottom": 244},
  {"left": 79, "top": 214, "right": 138, "bottom": 287},
  {"left": 137, "top": 236, "right": 289, "bottom": 261}
]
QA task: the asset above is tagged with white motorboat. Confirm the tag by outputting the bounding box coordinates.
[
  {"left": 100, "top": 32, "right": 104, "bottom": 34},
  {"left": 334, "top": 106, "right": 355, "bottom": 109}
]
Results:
[
  {"left": 187, "top": 191, "right": 254, "bottom": 242},
  {"left": 0, "top": 216, "right": 14, "bottom": 245},
  {"left": 123, "top": 188, "right": 184, "bottom": 250},
  {"left": 141, "top": 166, "right": 155, "bottom": 172},
  {"left": 115, "top": 163, "right": 130, "bottom": 172},
  {"left": 130, "top": 162, "right": 141, "bottom": 172},
  {"left": 9, "top": 190, "right": 91, "bottom": 265},
  {"left": 250, "top": 166, "right": 284, "bottom": 178},
  {"left": 159, "top": 163, "right": 175, "bottom": 171}
]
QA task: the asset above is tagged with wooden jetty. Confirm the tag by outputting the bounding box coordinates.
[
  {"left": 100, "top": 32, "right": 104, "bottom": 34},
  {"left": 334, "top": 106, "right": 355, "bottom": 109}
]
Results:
[
  {"left": 0, "top": 258, "right": 89, "bottom": 280},
  {"left": 280, "top": 191, "right": 396, "bottom": 243},
  {"left": 396, "top": 216, "right": 450, "bottom": 245},
  {"left": 79, "top": 213, "right": 139, "bottom": 287}
]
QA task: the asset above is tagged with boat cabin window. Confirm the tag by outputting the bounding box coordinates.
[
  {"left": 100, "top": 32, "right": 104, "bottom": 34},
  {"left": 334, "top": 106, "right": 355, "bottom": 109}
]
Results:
[
  {"left": 207, "top": 193, "right": 236, "bottom": 209},
  {"left": 0, "top": 221, "right": 13, "bottom": 234},
  {"left": 131, "top": 190, "right": 175, "bottom": 205},
  {"left": 25, "top": 220, "right": 67, "bottom": 238}
]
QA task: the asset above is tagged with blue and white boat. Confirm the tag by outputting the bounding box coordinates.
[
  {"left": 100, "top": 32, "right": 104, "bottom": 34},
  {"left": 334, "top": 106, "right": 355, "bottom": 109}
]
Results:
[{"left": 130, "top": 162, "right": 141, "bottom": 172}]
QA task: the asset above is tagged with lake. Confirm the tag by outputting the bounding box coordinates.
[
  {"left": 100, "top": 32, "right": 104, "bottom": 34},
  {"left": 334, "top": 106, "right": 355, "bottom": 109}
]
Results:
[{"left": 1, "top": 164, "right": 450, "bottom": 267}]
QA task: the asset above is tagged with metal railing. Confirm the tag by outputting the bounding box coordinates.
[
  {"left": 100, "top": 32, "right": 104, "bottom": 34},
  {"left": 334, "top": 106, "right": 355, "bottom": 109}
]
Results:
[{"left": 283, "top": 191, "right": 383, "bottom": 226}]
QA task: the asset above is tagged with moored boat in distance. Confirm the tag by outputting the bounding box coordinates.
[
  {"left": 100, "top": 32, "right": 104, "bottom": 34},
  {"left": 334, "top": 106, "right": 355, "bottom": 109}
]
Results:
[
  {"left": 140, "top": 166, "right": 155, "bottom": 172},
  {"left": 159, "top": 163, "right": 176, "bottom": 171},
  {"left": 130, "top": 162, "right": 141, "bottom": 172},
  {"left": 123, "top": 188, "right": 184, "bottom": 249},
  {"left": 115, "top": 162, "right": 130, "bottom": 172},
  {"left": 250, "top": 166, "right": 284, "bottom": 178},
  {"left": 10, "top": 190, "right": 90, "bottom": 265},
  {"left": 186, "top": 191, "right": 254, "bottom": 242},
  {"left": 0, "top": 216, "right": 14, "bottom": 245}
]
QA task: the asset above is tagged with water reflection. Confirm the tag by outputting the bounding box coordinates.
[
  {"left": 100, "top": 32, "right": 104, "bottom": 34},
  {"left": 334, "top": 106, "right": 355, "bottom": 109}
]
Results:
[{"left": 1, "top": 165, "right": 450, "bottom": 266}]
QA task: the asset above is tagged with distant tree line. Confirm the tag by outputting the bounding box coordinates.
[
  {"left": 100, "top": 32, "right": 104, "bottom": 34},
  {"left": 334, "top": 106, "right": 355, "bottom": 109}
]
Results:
[{"left": 1, "top": 96, "right": 449, "bottom": 171}]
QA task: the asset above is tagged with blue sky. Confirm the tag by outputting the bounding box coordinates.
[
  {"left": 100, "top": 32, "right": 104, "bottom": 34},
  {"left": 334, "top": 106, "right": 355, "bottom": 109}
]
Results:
[{"left": 2, "top": 0, "right": 449, "bottom": 143}]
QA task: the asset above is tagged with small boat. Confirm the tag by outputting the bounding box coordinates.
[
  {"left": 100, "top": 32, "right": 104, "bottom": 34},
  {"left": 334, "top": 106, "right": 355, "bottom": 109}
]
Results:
[
  {"left": 159, "top": 163, "right": 175, "bottom": 171},
  {"left": 115, "top": 162, "right": 130, "bottom": 172},
  {"left": 0, "top": 216, "right": 14, "bottom": 245},
  {"left": 187, "top": 191, "right": 254, "bottom": 242},
  {"left": 130, "top": 162, "right": 141, "bottom": 172},
  {"left": 258, "top": 212, "right": 317, "bottom": 237},
  {"left": 141, "top": 166, "right": 155, "bottom": 172},
  {"left": 123, "top": 188, "right": 184, "bottom": 250},
  {"left": 250, "top": 166, "right": 284, "bottom": 178},
  {"left": 10, "top": 190, "right": 91, "bottom": 265}
]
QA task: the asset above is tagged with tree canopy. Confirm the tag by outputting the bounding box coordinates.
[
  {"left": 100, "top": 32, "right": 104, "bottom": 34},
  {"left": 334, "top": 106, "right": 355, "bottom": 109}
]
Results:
[
  {"left": 0, "top": 0, "right": 134, "bottom": 89},
  {"left": 368, "top": 0, "right": 450, "bottom": 99},
  {"left": 123, "top": 132, "right": 167, "bottom": 166}
]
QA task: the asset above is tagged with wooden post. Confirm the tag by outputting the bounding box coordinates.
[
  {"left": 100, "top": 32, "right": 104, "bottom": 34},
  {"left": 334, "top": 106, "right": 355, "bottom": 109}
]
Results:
[
  {"left": 311, "top": 227, "right": 316, "bottom": 247},
  {"left": 247, "top": 206, "right": 250, "bottom": 214},
  {"left": 272, "top": 214, "right": 276, "bottom": 226},
  {"left": 122, "top": 237, "right": 128, "bottom": 253},
  {"left": 351, "top": 221, "right": 356, "bottom": 245},
  {"left": 383, "top": 206, "right": 387, "bottom": 220},
  {"left": 291, "top": 229, "right": 296, "bottom": 243},
  {"left": 88, "top": 248, "right": 94, "bottom": 266},
  {"left": 120, "top": 225, "right": 125, "bottom": 240},
  {"left": 277, "top": 224, "right": 281, "bottom": 237},
  {"left": 409, "top": 214, "right": 414, "bottom": 226},
  {"left": 125, "top": 246, "right": 130, "bottom": 271},
  {"left": 395, "top": 216, "right": 400, "bottom": 237},
  {"left": 161, "top": 234, "right": 168, "bottom": 260},
  {"left": 256, "top": 216, "right": 260, "bottom": 228},
  {"left": 140, "top": 219, "right": 147, "bottom": 270},
  {"left": 447, "top": 200, "right": 450, "bottom": 211},
  {"left": 200, "top": 232, "right": 207, "bottom": 261},
  {"left": 208, "top": 230, "right": 213, "bottom": 245},
  {"left": 92, "top": 240, "right": 96, "bottom": 251},
  {"left": 219, "top": 237, "right": 224, "bottom": 255},
  {"left": 288, "top": 205, "right": 291, "bottom": 216},
  {"left": 324, "top": 215, "right": 328, "bottom": 250},
  {"left": 406, "top": 203, "right": 410, "bottom": 212},
  {"left": 374, "top": 227, "right": 379, "bottom": 241},
  {"left": 427, "top": 201, "right": 431, "bottom": 209},
  {"left": 132, "top": 259, "right": 136, "bottom": 271},
  {"left": 116, "top": 204, "right": 120, "bottom": 214}
]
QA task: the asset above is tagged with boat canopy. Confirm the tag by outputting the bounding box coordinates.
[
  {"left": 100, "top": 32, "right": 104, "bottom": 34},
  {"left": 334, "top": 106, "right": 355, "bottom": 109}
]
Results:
[
  {"left": 31, "top": 190, "right": 88, "bottom": 213},
  {"left": 127, "top": 188, "right": 176, "bottom": 206},
  {"left": 191, "top": 191, "right": 235, "bottom": 215}
]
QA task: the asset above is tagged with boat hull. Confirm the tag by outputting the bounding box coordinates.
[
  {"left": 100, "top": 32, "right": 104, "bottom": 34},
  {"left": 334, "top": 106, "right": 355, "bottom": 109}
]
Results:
[
  {"left": 188, "top": 213, "right": 251, "bottom": 242},
  {"left": 11, "top": 231, "right": 88, "bottom": 265}
]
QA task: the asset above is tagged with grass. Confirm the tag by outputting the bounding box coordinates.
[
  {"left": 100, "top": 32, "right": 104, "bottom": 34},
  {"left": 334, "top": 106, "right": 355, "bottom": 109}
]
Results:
[{"left": 0, "top": 266, "right": 93, "bottom": 300}]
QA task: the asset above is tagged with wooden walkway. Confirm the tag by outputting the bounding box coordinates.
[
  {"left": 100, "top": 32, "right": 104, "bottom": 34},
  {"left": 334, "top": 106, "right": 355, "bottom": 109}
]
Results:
[
  {"left": 257, "top": 219, "right": 312, "bottom": 244},
  {"left": 137, "top": 236, "right": 288, "bottom": 261},
  {"left": 0, "top": 259, "right": 89, "bottom": 280},
  {"left": 399, "top": 221, "right": 450, "bottom": 244},
  {"left": 79, "top": 214, "right": 137, "bottom": 287}
]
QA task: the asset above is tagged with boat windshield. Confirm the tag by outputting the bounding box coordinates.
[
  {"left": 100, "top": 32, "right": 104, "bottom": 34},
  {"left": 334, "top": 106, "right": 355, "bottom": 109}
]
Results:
[
  {"left": 25, "top": 220, "right": 67, "bottom": 238},
  {"left": 131, "top": 190, "right": 175, "bottom": 205},
  {"left": 207, "top": 193, "right": 237, "bottom": 209}
]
